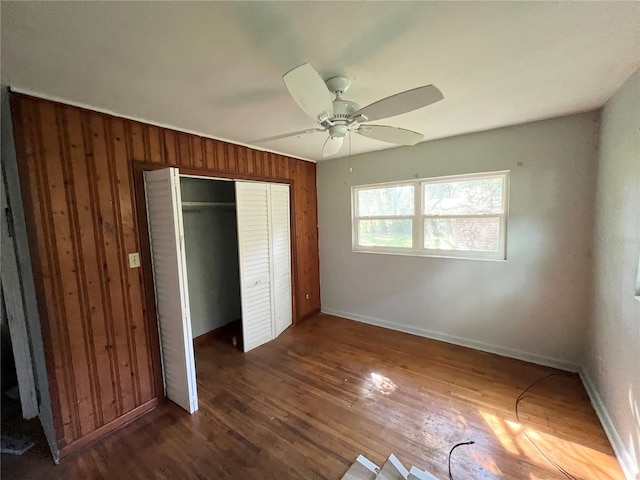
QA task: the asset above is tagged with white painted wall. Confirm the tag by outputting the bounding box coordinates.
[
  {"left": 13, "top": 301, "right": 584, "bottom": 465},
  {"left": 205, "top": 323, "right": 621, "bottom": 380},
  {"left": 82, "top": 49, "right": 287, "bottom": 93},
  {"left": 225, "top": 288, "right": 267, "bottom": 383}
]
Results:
[
  {"left": 583, "top": 70, "right": 640, "bottom": 480},
  {"left": 318, "top": 112, "right": 600, "bottom": 369}
]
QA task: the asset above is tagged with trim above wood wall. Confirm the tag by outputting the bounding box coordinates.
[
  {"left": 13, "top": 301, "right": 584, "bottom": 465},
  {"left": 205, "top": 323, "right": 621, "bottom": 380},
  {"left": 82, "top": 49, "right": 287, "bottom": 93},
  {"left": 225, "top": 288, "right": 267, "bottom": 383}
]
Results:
[{"left": 8, "top": 86, "right": 315, "bottom": 164}]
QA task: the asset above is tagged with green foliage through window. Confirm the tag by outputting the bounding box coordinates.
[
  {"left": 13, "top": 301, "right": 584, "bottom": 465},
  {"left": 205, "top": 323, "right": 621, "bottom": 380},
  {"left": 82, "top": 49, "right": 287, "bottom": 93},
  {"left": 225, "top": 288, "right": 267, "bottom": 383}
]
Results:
[
  {"left": 358, "top": 185, "right": 414, "bottom": 217},
  {"left": 359, "top": 219, "right": 413, "bottom": 248},
  {"left": 353, "top": 172, "right": 509, "bottom": 260}
]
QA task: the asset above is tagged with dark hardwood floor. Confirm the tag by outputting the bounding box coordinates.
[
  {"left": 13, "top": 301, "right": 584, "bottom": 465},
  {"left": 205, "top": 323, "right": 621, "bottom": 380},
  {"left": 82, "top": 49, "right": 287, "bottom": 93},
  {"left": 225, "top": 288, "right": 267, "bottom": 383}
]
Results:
[{"left": 2, "top": 314, "right": 624, "bottom": 479}]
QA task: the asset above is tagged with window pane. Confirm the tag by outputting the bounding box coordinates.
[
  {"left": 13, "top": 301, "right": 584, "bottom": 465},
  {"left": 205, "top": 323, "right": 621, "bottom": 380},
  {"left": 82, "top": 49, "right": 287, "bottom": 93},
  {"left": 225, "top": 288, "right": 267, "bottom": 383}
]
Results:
[
  {"left": 424, "top": 217, "right": 500, "bottom": 252},
  {"left": 358, "top": 185, "right": 414, "bottom": 217},
  {"left": 358, "top": 219, "right": 413, "bottom": 248},
  {"left": 424, "top": 177, "right": 503, "bottom": 215}
]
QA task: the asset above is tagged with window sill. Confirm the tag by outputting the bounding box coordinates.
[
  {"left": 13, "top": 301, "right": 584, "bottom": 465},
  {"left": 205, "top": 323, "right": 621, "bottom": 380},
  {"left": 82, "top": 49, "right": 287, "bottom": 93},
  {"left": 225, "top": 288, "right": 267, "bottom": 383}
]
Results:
[{"left": 352, "top": 248, "right": 507, "bottom": 262}]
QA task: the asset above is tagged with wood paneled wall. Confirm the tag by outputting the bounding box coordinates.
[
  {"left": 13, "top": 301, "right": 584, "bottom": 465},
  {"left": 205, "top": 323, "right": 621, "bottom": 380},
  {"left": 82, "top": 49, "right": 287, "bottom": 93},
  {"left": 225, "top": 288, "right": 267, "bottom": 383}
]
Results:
[{"left": 10, "top": 93, "right": 320, "bottom": 454}]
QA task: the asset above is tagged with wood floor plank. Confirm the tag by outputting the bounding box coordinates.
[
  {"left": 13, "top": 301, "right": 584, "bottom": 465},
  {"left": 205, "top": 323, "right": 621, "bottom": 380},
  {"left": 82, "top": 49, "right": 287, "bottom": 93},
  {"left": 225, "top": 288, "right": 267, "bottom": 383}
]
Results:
[{"left": 1, "top": 314, "right": 624, "bottom": 479}]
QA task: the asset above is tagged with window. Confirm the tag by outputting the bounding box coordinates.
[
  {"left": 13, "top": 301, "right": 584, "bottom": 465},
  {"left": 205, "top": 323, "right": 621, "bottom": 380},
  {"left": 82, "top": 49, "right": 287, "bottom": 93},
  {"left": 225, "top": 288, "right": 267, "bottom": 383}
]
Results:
[
  {"left": 352, "top": 171, "right": 509, "bottom": 260},
  {"left": 354, "top": 184, "right": 415, "bottom": 250}
]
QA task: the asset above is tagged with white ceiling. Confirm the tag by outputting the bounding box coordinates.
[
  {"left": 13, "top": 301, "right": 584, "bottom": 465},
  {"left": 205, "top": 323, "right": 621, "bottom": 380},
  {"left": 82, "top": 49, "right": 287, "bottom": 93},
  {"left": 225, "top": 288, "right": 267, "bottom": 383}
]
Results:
[{"left": 2, "top": 2, "right": 639, "bottom": 162}]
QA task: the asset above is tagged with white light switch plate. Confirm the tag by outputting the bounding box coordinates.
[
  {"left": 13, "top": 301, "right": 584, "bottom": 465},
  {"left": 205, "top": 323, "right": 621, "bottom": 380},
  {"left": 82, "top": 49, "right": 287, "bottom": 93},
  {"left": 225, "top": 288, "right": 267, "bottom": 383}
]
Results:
[{"left": 128, "top": 252, "right": 140, "bottom": 268}]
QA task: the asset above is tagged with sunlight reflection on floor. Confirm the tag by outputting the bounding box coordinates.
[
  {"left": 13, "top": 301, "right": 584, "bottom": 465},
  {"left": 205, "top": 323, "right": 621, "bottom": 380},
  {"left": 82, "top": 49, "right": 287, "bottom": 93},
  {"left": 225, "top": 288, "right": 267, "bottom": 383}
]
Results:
[
  {"left": 369, "top": 372, "right": 398, "bottom": 396},
  {"left": 471, "top": 450, "right": 503, "bottom": 477},
  {"left": 480, "top": 411, "right": 520, "bottom": 456},
  {"left": 480, "top": 410, "right": 624, "bottom": 479}
]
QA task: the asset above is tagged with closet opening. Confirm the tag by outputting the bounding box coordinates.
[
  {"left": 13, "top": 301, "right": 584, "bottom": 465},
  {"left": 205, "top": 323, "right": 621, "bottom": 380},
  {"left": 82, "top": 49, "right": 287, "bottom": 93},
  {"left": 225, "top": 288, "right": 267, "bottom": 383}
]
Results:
[{"left": 180, "top": 176, "right": 243, "bottom": 352}]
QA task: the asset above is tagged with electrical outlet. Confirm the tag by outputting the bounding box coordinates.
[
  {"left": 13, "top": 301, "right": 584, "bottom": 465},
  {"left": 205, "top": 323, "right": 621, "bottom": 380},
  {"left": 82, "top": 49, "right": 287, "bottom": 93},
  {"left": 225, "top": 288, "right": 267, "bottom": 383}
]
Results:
[
  {"left": 305, "top": 293, "right": 309, "bottom": 300},
  {"left": 128, "top": 253, "right": 141, "bottom": 268}
]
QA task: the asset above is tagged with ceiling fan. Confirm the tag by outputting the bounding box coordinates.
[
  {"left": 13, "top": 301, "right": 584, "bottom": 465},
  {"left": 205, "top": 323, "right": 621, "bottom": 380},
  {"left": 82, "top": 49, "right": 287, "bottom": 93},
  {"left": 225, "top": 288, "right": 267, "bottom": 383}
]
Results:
[{"left": 253, "top": 63, "right": 444, "bottom": 157}]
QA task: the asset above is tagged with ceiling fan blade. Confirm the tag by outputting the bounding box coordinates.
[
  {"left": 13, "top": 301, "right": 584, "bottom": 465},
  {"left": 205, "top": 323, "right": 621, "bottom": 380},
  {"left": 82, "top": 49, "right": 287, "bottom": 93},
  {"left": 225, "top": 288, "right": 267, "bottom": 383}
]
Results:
[
  {"left": 283, "top": 63, "right": 334, "bottom": 121},
  {"left": 322, "top": 136, "right": 344, "bottom": 157},
  {"left": 357, "top": 125, "right": 424, "bottom": 146},
  {"left": 251, "top": 128, "right": 323, "bottom": 144},
  {"left": 350, "top": 85, "right": 443, "bottom": 123}
]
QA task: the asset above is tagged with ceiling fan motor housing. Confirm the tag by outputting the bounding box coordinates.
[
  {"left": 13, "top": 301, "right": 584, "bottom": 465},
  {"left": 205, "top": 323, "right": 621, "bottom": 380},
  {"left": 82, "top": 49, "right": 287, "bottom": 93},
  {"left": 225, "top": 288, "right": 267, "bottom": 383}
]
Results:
[
  {"left": 324, "top": 98, "right": 361, "bottom": 137},
  {"left": 332, "top": 99, "right": 360, "bottom": 117},
  {"left": 320, "top": 76, "right": 361, "bottom": 138}
]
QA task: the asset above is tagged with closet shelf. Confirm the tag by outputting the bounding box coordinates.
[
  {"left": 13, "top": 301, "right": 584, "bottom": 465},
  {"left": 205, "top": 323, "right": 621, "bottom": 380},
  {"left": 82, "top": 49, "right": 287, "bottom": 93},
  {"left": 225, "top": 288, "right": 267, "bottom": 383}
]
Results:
[{"left": 182, "top": 201, "right": 236, "bottom": 210}]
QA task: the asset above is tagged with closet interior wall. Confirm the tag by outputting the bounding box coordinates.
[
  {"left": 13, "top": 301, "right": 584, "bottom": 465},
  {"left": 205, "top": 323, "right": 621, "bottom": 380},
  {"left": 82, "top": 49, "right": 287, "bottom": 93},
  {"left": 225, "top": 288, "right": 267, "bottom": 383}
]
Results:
[{"left": 180, "top": 178, "right": 241, "bottom": 339}]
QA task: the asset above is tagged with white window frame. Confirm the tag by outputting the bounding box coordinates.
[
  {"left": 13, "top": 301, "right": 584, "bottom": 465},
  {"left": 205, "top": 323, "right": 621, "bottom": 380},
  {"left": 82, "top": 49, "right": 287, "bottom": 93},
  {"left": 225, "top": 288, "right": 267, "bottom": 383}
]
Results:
[
  {"left": 352, "top": 171, "right": 510, "bottom": 261},
  {"left": 635, "top": 254, "right": 640, "bottom": 302},
  {"left": 352, "top": 182, "right": 417, "bottom": 255}
]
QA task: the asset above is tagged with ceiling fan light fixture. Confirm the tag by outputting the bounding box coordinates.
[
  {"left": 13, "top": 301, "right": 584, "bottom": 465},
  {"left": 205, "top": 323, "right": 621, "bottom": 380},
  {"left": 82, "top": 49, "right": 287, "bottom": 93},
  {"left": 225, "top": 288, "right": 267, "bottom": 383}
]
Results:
[
  {"left": 328, "top": 124, "right": 349, "bottom": 138},
  {"left": 322, "top": 135, "right": 344, "bottom": 157}
]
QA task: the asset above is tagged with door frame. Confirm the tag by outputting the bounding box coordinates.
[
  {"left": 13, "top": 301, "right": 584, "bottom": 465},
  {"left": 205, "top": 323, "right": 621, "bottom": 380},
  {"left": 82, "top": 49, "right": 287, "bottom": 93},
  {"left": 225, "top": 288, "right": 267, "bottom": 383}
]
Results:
[{"left": 131, "top": 161, "right": 298, "bottom": 401}]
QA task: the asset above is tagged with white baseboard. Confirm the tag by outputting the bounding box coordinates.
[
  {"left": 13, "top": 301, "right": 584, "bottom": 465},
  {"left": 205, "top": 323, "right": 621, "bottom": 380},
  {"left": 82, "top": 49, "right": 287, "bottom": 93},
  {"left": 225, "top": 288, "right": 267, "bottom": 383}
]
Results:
[
  {"left": 579, "top": 367, "right": 637, "bottom": 480},
  {"left": 321, "top": 307, "right": 579, "bottom": 372}
]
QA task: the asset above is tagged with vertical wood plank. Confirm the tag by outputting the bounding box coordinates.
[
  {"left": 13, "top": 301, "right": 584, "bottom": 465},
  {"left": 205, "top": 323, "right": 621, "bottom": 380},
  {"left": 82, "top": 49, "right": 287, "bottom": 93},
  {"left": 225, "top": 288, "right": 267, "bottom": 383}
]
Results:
[
  {"left": 235, "top": 143, "right": 247, "bottom": 174},
  {"left": 163, "top": 130, "right": 177, "bottom": 165},
  {"left": 259, "top": 151, "right": 270, "bottom": 178},
  {"left": 215, "top": 141, "right": 227, "bottom": 171},
  {"left": 292, "top": 160, "right": 303, "bottom": 319},
  {"left": 204, "top": 139, "right": 216, "bottom": 171},
  {"left": 40, "top": 103, "right": 96, "bottom": 438},
  {"left": 282, "top": 155, "right": 292, "bottom": 180},
  {"left": 128, "top": 122, "right": 145, "bottom": 161},
  {"left": 225, "top": 144, "right": 237, "bottom": 171},
  {"left": 266, "top": 152, "right": 277, "bottom": 179},
  {"left": 177, "top": 133, "right": 192, "bottom": 167},
  {"left": 147, "top": 126, "right": 164, "bottom": 164},
  {"left": 246, "top": 149, "right": 255, "bottom": 175},
  {"left": 14, "top": 98, "right": 76, "bottom": 443},
  {"left": 270, "top": 154, "right": 280, "bottom": 179},
  {"left": 252, "top": 151, "right": 261, "bottom": 177},
  {"left": 111, "top": 117, "right": 146, "bottom": 406},
  {"left": 191, "top": 136, "right": 204, "bottom": 169},
  {"left": 305, "top": 162, "right": 320, "bottom": 316},
  {"left": 112, "top": 119, "right": 154, "bottom": 404},
  {"left": 63, "top": 106, "right": 118, "bottom": 427},
  {"left": 89, "top": 113, "right": 136, "bottom": 416}
]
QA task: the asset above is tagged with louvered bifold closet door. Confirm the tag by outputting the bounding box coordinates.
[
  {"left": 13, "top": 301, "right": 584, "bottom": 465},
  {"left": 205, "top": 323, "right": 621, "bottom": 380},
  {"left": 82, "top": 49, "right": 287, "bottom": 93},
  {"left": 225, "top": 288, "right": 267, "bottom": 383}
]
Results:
[
  {"left": 270, "top": 184, "right": 293, "bottom": 337},
  {"left": 236, "top": 182, "right": 273, "bottom": 352},
  {"left": 144, "top": 168, "right": 198, "bottom": 413}
]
